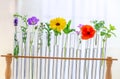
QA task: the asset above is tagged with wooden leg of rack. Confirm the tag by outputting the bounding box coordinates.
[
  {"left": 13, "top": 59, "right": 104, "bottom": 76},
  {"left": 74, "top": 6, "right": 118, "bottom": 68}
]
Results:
[
  {"left": 5, "top": 53, "right": 12, "bottom": 79},
  {"left": 106, "top": 57, "right": 112, "bottom": 79}
]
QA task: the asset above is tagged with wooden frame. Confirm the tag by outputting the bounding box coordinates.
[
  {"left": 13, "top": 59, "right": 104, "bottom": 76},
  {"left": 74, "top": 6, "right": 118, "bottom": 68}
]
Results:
[{"left": 1, "top": 53, "right": 118, "bottom": 79}]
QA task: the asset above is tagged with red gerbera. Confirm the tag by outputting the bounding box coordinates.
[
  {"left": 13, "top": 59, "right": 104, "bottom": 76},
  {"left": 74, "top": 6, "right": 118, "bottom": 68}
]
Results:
[{"left": 81, "top": 25, "right": 96, "bottom": 40}]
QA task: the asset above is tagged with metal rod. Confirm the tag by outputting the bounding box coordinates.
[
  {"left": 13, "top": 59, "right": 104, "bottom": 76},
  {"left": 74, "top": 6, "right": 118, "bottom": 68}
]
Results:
[
  {"left": 70, "top": 48, "right": 74, "bottom": 79},
  {"left": 91, "top": 34, "right": 98, "bottom": 79},
  {"left": 91, "top": 48, "right": 95, "bottom": 79},
  {"left": 60, "top": 48, "right": 64, "bottom": 79},
  {"left": 44, "top": 46, "right": 47, "bottom": 79},
  {"left": 83, "top": 40, "right": 89, "bottom": 79},
  {"left": 99, "top": 36, "right": 103, "bottom": 79},
  {"left": 68, "top": 48, "right": 71, "bottom": 79},
  {"left": 47, "top": 46, "right": 50, "bottom": 79},
  {"left": 86, "top": 40, "right": 92, "bottom": 79},
  {"left": 94, "top": 33, "right": 100, "bottom": 79},
  {"left": 63, "top": 50, "right": 67, "bottom": 79},
  {"left": 102, "top": 41, "right": 107, "bottom": 79},
  {"left": 39, "top": 46, "right": 42, "bottom": 79},
  {"left": 55, "top": 45, "right": 59, "bottom": 79},
  {"left": 52, "top": 45, "right": 55, "bottom": 79},
  {"left": 36, "top": 51, "right": 38, "bottom": 79},
  {"left": 75, "top": 49, "right": 78, "bottom": 79},
  {"left": 31, "top": 46, "right": 34, "bottom": 79},
  {"left": 16, "top": 59, "right": 18, "bottom": 79},
  {"left": 78, "top": 49, "right": 82, "bottom": 79},
  {"left": 21, "top": 42, "right": 23, "bottom": 79}
]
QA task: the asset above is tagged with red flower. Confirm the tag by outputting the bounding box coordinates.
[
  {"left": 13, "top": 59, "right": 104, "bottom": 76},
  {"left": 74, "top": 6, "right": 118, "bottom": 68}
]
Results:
[{"left": 81, "top": 25, "right": 96, "bottom": 40}]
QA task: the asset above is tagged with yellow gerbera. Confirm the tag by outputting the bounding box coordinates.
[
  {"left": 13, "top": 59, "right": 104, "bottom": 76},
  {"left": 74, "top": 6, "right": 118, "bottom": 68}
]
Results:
[{"left": 50, "top": 17, "right": 66, "bottom": 32}]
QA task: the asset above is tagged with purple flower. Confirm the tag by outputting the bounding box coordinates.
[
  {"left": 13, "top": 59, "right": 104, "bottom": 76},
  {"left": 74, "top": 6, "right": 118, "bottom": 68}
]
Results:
[
  {"left": 77, "top": 24, "right": 83, "bottom": 28},
  {"left": 76, "top": 31, "right": 80, "bottom": 35},
  {"left": 14, "top": 18, "right": 18, "bottom": 26},
  {"left": 27, "top": 16, "right": 39, "bottom": 25}
]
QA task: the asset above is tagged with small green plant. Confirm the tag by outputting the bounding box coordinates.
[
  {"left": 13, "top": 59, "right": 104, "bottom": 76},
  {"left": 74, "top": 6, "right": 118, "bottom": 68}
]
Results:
[
  {"left": 63, "top": 20, "right": 75, "bottom": 57},
  {"left": 91, "top": 20, "right": 116, "bottom": 58}
]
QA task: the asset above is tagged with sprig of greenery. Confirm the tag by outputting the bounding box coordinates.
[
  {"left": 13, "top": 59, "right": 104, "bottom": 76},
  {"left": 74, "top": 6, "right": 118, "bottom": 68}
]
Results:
[
  {"left": 63, "top": 20, "right": 75, "bottom": 34},
  {"left": 54, "top": 30, "right": 61, "bottom": 45},
  {"left": 91, "top": 20, "right": 116, "bottom": 41},
  {"left": 13, "top": 13, "right": 28, "bottom": 57},
  {"left": 21, "top": 26, "right": 27, "bottom": 43},
  {"left": 14, "top": 13, "right": 28, "bottom": 44},
  {"left": 14, "top": 13, "right": 28, "bottom": 27},
  {"left": 100, "top": 24, "right": 116, "bottom": 41},
  {"left": 14, "top": 32, "right": 19, "bottom": 57},
  {"left": 101, "top": 24, "right": 116, "bottom": 58},
  {"left": 92, "top": 20, "right": 116, "bottom": 65},
  {"left": 37, "top": 23, "right": 45, "bottom": 49},
  {"left": 44, "top": 23, "right": 52, "bottom": 47},
  {"left": 63, "top": 20, "right": 75, "bottom": 57},
  {"left": 91, "top": 20, "right": 105, "bottom": 31}
]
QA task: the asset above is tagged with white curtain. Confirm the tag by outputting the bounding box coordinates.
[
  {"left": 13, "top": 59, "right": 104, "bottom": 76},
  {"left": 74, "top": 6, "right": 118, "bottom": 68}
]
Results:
[
  {"left": 17, "top": 0, "right": 120, "bottom": 32},
  {"left": 17, "top": 0, "right": 120, "bottom": 26},
  {"left": 16, "top": 0, "right": 120, "bottom": 53}
]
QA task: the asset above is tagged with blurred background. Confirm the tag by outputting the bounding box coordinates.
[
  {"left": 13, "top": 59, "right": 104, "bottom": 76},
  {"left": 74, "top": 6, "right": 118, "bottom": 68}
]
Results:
[{"left": 0, "top": 0, "right": 120, "bottom": 79}]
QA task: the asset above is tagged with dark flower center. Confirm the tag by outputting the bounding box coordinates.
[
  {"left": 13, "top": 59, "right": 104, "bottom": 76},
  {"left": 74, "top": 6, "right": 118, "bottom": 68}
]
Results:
[
  {"left": 56, "top": 23, "right": 60, "bottom": 26},
  {"left": 87, "top": 31, "right": 90, "bottom": 35}
]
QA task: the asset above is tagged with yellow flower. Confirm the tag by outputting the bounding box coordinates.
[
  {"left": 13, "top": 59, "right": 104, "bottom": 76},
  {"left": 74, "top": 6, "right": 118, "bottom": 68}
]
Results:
[{"left": 50, "top": 17, "right": 66, "bottom": 32}]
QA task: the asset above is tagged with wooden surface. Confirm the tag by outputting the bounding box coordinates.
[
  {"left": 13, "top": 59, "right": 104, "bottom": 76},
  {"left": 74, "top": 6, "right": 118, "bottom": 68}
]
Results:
[
  {"left": 106, "top": 57, "right": 113, "bottom": 79},
  {"left": 5, "top": 54, "right": 12, "bottom": 79},
  {"left": 1, "top": 55, "right": 118, "bottom": 61}
]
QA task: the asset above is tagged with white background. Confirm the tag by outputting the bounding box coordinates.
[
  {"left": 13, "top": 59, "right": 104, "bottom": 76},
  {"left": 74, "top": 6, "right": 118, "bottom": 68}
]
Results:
[{"left": 0, "top": 0, "right": 120, "bottom": 79}]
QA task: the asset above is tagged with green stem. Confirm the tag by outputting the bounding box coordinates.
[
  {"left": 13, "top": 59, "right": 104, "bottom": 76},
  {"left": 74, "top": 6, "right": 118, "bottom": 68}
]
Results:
[
  {"left": 47, "top": 31, "right": 51, "bottom": 52},
  {"left": 55, "top": 35, "right": 57, "bottom": 45},
  {"left": 102, "top": 41, "right": 105, "bottom": 58},
  {"left": 64, "top": 34, "right": 68, "bottom": 57},
  {"left": 76, "top": 39, "right": 81, "bottom": 57},
  {"left": 101, "top": 37, "right": 107, "bottom": 66},
  {"left": 48, "top": 32, "right": 51, "bottom": 47},
  {"left": 44, "top": 26, "right": 51, "bottom": 52}
]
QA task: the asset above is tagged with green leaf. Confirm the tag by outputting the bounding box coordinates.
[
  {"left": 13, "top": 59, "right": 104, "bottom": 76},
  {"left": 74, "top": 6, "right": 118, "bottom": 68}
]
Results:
[
  {"left": 63, "top": 20, "right": 75, "bottom": 34},
  {"left": 63, "top": 28, "right": 75, "bottom": 34},
  {"left": 14, "top": 45, "right": 19, "bottom": 57},
  {"left": 45, "top": 23, "right": 50, "bottom": 27},
  {"left": 91, "top": 20, "right": 97, "bottom": 24},
  {"left": 67, "top": 20, "right": 71, "bottom": 28},
  {"left": 106, "top": 33, "right": 111, "bottom": 38},
  {"left": 34, "top": 26, "right": 38, "bottom": 30},
  {"left": 45, "top": 23, "right": 52, "bottom": 31},
  {"left": 109, "top": 24, "right": 116, "bottom": 30},
  {"left": 100, "top": 32, "right": 106, "bottom": 36},
  {"left": 91, "top": 20, "right": 105, "bottom": 31}
]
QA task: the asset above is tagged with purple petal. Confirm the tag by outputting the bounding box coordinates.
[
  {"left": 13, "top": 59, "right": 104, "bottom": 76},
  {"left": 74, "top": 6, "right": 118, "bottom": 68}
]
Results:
[
  {"left": 27, "top": 16, "right": 39, "bottom": 25},
  {"left": 14, "top": 18, "right": 18, "bottom": 26},
  {"left": 75, "top": 31, "right": 80, "bottom": 35},
  {"left": 77, "top": 24, "right": 83, "bottom": 28}
]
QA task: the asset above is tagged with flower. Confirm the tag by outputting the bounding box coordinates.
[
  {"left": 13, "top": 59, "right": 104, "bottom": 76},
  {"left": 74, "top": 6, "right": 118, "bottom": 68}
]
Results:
[
  {"left": 14, "top": 18, "right": 18, "bottom": 26},
  {"left": 81, "top": 25, "right": 96, "bottom": 40},
  {"left": 75, "top": 31, "right": 80, "bottom": 35},
  {"left": 77, "top": 24, "right": 83, "bottom": 28},
  {"left": 50, "top": 17, "right": 66, "bottom": 32},
  {"left": 76, "top": 24, "right": 84, "bottom": 35},
  {"left": 27, "top": 16, "right": 39, "bottom": 25}
]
